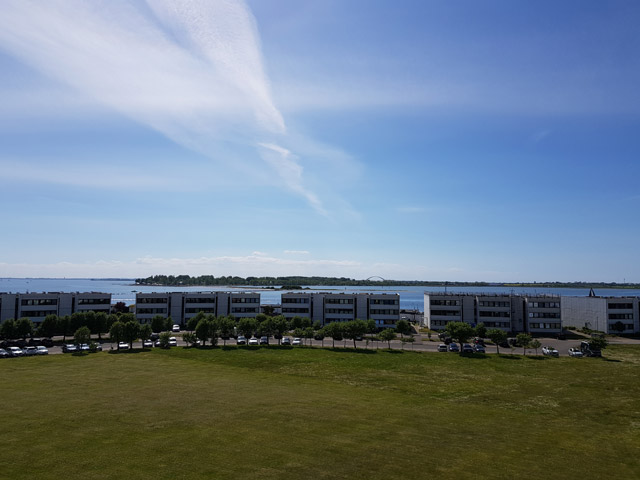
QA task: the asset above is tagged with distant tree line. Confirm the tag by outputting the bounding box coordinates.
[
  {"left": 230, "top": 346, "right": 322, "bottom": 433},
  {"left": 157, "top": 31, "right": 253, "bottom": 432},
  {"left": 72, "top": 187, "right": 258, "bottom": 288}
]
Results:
[
  {"left": 135, "top": 275, "right": 640, "bottom": 289},
  {"left": 135, "top": 275, "right": 492, "bottom": 287}
]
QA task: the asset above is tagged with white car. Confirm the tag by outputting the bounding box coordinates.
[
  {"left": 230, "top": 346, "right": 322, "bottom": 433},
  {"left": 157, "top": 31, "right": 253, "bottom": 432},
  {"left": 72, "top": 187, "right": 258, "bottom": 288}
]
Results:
[
  {"left": 542, "top": 346, "right": 559, "bottom": 357},
  {"left": 118, "top": 342, "right": 130, "bottom": 350},
  {"left": 172, "top": 324, "right": 181, "bottom": 333},
  {"left": 36, "top": 346, "right": 49, "bottom": 355},
  {"left": 248, "top": 337, "right": 259, "bottom": 346},
  {"left": 236, "top": 335, "right": 247, "bottom": 345},
  {"left": 281, "top": 337, "right": 291, "bottom": 345},
  {"left": 292, "top": 337, "right": 303, "bottom": 346},
  {"left": 568, "top": 348, "right": 583, "bottom": 357},
  {"left": 168, "top": 337, "right": 178, "bottom": 347},
  {"left": 8, "top": 346, "right": 24, "bottom": 357},
  {"left": 143, "top": 340, "right": 154, "bottom": 348},
  {"left": 23, "top": 346, "right": 38, "bottom": 356}
]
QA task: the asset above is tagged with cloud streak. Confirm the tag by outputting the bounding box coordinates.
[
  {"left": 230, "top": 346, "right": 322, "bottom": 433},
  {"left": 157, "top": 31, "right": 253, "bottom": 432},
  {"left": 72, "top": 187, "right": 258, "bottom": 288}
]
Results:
[{"left": 0, "top": 0, "right": 328, "bottom": 211}]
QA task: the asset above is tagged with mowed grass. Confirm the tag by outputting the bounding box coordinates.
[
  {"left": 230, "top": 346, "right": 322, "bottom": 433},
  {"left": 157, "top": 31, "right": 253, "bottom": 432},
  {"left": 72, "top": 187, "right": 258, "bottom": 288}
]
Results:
[{"left": 1, "top": 346, "right": 639, "bottom": 480}]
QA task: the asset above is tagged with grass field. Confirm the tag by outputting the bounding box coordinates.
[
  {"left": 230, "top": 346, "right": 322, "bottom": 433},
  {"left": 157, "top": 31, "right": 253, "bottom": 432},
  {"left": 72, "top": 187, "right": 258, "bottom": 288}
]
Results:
[{"left": 1, "top": 345, "right": 639, "bottom": 479}]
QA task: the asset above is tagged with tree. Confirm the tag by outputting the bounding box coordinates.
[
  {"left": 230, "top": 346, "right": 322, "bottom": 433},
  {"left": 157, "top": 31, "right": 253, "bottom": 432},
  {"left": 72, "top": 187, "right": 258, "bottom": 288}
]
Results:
[
  {"left": 39, "top": 314, "right": 59, "bottom": 338},
  {"left": 324, "top": 321, "right": 343, "bottom": 348},
  {"left": 16, "top": 317, "right": 34, "bottom": 340},
  {"left": 530, "top": 339, "right": 542, "bottom": 355},
  {"left": 262, "top": 305, "right": 276, "bottom": 316},
  {"left": 94, "top": 312, "right": 108, "bottom": 340},
  {"left": 487, "top": 328, "right": 507, "bottom": 354},
  {"left": 195, "top": 318, "right": 211, "bottom": 346},
  {"left": 257, "top": 316, "right": 275, "bottom": 342},
  {"left": 207, "top": 315, "right": 219, "bottom": 346},
  {"left": 589, "top": 336, "right": 608, "bottom": 351},
  {"left": 303, "top": 326, "right": 315, "bottom": 346},
  {"left": 0, "top": 319, "right": 17, "bottom": 340},
  {"left": 70, "top": 312, "right": 86, "bottom": 333},
  {"left": 237, "top": 317, "right": 257, "bottom": 339},
  {"left": 74, "top": 326, "right": 91, "bottom": 350},
  {"left": 151, "top": 315, "right": 166, "bottom": 334},
  {"left": 139, "top": 323, "right": 152, "bottom": 348},
  {"left": 378, "top": 328, "right": 397, "bottom": 349},
  {"left": 165, "top": 316, "right": 174, "bottom": 331},
  {"left": 109, "top": 321, "right": 125, "bottom": 350},
  {"left": 516, "top": 333, "right": 532, "bottom": 356},
  {"left": 273, "top": 316, "right": 290, "bottom": 345},
  {"left": 158, "top": 331, "right": 171, "bottom": 348},
  {"left": 123, "top": 321, "right": 140, "bottom": 349},
  {"left": 58, "top": 315, "right": 71, "bottom": 341},
  {"left": 182, "top": 332, "right": 197, "bottom": 346},
  {"left": 84, "top": 311, "right": 97, "bottom": 334},
  {"left": 395, "top": 319, "right": 411, "bottom": 338},
  {"left": 113, "top": 301, "right": 128, "bottom": 314},
  {"left": 218, "top": 316, "right": 236, "bottom": 346},
  {"left": 366, "top": 319, "right": 377, "bottom": 335},
  {"left": 344, "top": 319, "right": 368, "bottom": 349},
  {"left": 445, "top": 322, "right": 475, "bottom": 353},
  {"left": 475, "top": 322, "right": 487, "bottom": 339},
  {"left": 187, "top": 312, "right": 206, "bottom": 332}
]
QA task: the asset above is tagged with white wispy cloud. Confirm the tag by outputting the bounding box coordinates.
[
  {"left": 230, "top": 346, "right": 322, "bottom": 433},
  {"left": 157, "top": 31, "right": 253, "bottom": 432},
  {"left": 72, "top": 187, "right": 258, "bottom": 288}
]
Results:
[
  {"left": 0, "top": 0, "right": 337, "bottom": 212},
  {"left": 284, "top": 250, "right": 310, "bottom": 255}
]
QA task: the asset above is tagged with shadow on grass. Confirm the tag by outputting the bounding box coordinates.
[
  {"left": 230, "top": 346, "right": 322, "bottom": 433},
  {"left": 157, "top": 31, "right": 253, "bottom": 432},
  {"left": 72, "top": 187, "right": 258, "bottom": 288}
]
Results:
[
  {"left": 327, "top": 347, "right": 378, "bottom": 354},
  {"left": 526, "top": 356, "right": 548, "bottom": 361},
  {"left": 460, "top": 353, "right": 489, "bottom": 360},
  {"left": 497, "top": 354, "right": 522, "bottom": 360},
  {"left": 107, "top": 349, "right": 149, "bottom": 355},
  {"left": 602, "top": 357, "right": 622, "bottom": 363}
]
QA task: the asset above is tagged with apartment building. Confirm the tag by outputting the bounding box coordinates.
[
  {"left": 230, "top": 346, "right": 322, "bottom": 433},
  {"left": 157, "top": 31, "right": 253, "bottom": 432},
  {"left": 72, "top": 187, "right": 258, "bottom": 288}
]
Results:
[
  {"left": 280, "top": 292, "right": 400, "bottom": 328},
  {"left": 0, "top": 292, "right": 112, "bottom": 325},
  {"left": 135, "top": 291, "right": 261, "bottom": 325},
  {"left": 561, "top": 296, "right": 639, "bottom": 334},
  {"left": 424, "top": 293, "right": 562, "bottom": 333}
]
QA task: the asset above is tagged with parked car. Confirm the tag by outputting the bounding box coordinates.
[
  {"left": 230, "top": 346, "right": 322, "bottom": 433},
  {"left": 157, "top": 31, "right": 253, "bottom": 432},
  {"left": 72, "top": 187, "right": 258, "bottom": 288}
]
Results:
[
  {"left": 568, "top": 348, "right": 583, "bottom": 357},
  {"left": 473, "top": 344, "right": 486, "bottom": 353},
  {"left": 580, "top": 341, "right": 602, "bottom": 357},
  {"left": 172, "top": 324, "right": 181, "bottom": 333},
  {"left": 0, "top": 348, "right": 10, "bottom": 358},
  {"left": 93, "top": 343, "right": 103, "bottom": 352},
  {"left": 281, "top": 337, "right": 291, "bottom": 346},
  {"left": 79, "top": 344, "right": 91, "bottom": 352},
  {"left": 62, "top": 344, "right": 77, "bottom": 353},
  {"left": 168, "top": 337, "right": 178, "bottom": 347},
  {"left": 118, "top": 342, "right": 130, "bottom": 350},
  {"left": 8, "top": 346, "right": 25, "bottom": 357},
  {"left": 143, "top": 340, "right": 154, "bottom": 348},
  {"left": 437, "top": 343, "right": 448, "bottom": 352},
  {"left": 473, "top": 337, "right": 485, "bottom": 346},
  {"left": 236, "top": 335, "right": 247, "bottom": 345},
  {"left": 462, "top": 343, "right": 474, "bottom": 353},
  {"left": 259, "top": 336, "right": 269, "bottom": 345},
  {"left": 23, "top": 346, "right": 38, "bottom": 356},
  {"left": 248, "top": 337, "right": 259, "bottom": 346},
  {"left": 292, "top": 338, "right": 303, "bottom": 346},
  {"left": 448, "top": 343, "right": 460, "bottom": 352},
  {"left": 36, "top": 346, "right": 49, "bottom": 355},
  {"left": 150, "top": 333, "right": 160, "bottom": 341},
  {"left": 542, "top": 346, "right": 559, "bottom": 357}
]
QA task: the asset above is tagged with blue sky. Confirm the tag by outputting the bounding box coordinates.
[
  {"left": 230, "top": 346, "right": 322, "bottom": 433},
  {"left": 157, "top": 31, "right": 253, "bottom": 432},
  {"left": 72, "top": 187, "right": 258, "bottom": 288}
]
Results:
[{"left": 0, "top": 0, "right": 639, "bottom": 281}]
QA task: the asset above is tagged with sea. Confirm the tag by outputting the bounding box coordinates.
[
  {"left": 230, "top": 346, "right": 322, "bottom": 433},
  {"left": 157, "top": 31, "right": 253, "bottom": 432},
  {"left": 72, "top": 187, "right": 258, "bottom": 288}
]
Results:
[{"left": 1, "top": 278, "right": 639, "bottom": 311}]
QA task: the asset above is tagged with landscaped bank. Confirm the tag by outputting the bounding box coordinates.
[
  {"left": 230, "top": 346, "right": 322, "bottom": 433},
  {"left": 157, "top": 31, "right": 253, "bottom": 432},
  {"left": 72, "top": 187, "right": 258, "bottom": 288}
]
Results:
[{"left": 1, "top": 346, "right": 638, "bottom": 479}]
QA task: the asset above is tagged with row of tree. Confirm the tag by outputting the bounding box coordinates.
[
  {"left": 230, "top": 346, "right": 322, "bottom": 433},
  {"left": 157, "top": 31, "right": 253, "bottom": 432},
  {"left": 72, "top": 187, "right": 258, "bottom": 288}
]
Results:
[{"left": 0, "top": 311, "right": 142, "bottom": 341}]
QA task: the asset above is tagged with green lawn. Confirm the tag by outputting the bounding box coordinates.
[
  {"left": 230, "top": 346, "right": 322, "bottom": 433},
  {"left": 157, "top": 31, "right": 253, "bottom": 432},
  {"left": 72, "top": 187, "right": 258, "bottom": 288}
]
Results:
[{"left": 1, "top": 346, "right": 639, "bottom": 479}]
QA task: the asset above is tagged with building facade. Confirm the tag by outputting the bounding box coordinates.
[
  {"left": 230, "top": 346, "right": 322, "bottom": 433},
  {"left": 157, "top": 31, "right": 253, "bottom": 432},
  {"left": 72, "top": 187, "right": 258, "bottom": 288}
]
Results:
[
  {"left": 280, "top": 292, "right": 400, "bottom": 328},
  {"left": 424, "top": 293, "right": 562, "bottom": 334},
  {"left": 135, "top": 291, "right": 261, "bottom": 325},
  {"left": 0, "top": 292, "right": 112, "bottom": 325},
  {"left": 561, "top": 296, "right": 639, "bottom": 334}
]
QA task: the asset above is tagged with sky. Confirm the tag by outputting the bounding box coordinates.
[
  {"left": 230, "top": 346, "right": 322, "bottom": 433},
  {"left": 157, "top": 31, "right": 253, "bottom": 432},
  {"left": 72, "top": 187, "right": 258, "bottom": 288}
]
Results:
[{"left": 0, "top": 0, "right": 639, "bottom": 282}]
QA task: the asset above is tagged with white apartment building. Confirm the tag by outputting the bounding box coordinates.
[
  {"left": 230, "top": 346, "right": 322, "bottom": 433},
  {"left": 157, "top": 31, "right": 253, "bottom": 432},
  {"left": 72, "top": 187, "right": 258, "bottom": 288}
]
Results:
[
  {"left": 424, "top": 293, "right": 562, "bottom": 333},
  {"left": 135, "top": 291, "right": 261, "bottom": 325},
  {"left": 561, "top": 296, "right": 639, "bottom": 334},
  {"left": 0, "top": 292, "right": 112, "bottom": 325},
  {"left": 280, "top": 292, "right": 400, "bottom": 328}
]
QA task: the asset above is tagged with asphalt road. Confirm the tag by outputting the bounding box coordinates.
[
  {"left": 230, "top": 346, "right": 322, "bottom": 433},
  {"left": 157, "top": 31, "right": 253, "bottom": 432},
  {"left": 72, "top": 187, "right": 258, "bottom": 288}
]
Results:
[{"left": 10, "top": 331, "right": 638, "bottom": 358}]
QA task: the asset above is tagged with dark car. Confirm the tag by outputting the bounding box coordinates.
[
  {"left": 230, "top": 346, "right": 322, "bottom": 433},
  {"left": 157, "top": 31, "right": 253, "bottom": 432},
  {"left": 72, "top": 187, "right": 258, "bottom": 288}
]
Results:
[
  {"left": 448, "top": 343, "right": 460, "bottom": 352},
  {"left": 259, "top": 336, "right": 269, "bottom": 345},
  {"left": 580, "top": 341, "right": 602, "bottom": 357},
  {"left": 0, "top": 348, "right": 11, "bottom": 358},
  {"left": 62, "top": 344, "right": 78, "bottom": 353},
  {"left": 473, "top": 337, "right": 485, "bottom": 346}
]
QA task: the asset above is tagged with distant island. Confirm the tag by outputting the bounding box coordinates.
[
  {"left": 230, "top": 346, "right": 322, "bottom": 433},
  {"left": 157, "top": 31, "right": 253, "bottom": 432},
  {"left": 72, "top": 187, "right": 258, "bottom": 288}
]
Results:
[{"left": 134, "top": 275, "right": 640, "bottom": 289}]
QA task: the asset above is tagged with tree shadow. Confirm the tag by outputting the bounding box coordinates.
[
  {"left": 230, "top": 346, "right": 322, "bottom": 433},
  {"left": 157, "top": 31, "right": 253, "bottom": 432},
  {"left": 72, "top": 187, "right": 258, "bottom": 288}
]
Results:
[
  {"left": 327, "top": 347, "right": 377, "bottom": 354},
  {"left": 526, "top": 356, "right": 547, "bottom": 361},
  {"left": 497, "top": 354, "right": 522, "bottom": 360},
  {"left": 461, "top": 353, "right": 489, "bottom": 359}
]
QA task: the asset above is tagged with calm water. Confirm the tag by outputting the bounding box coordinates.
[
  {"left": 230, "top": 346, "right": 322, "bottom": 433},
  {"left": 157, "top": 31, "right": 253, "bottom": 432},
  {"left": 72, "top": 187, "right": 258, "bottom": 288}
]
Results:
[{"left": 1, "top": 278, "right": 639, "bottom": 311}]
